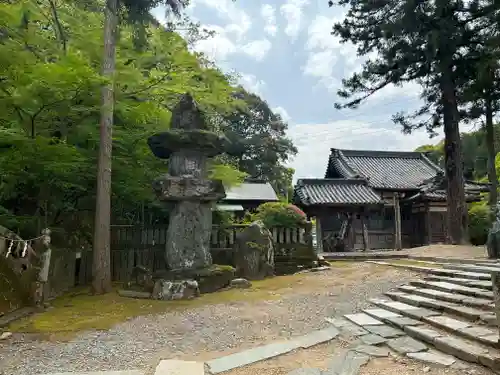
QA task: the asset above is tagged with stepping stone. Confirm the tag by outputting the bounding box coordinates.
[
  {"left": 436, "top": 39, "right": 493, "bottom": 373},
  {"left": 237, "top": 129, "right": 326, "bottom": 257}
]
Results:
[
  {"left": 295, "top": 327, "right": 340, "bottom": 348},
  {"left": 364, "top": 324, "right": 405, "bottom": 338},
  {"left": 460, "top": 326, "right": 497, "bottom": 338},
  {"left": 443, "top": 305, "right": 487, "bottom": 320},
  {"left": 369, "top": 299, "right": 440, "bottom": 319},
  {"left": 326, "top": 318, "right": 368, "bottom": 337},
  {"left": 385, "top": 316, "right": 423, "bottom": 329},
  {"left": 287, "top": 369, "right": 322, "bottom": 375},
  {"left": 360, "top": 334, "right": 387, "bottom": 345},
  {"left": 399, "top": 307, "right": 441, "bottom": 320},
  {"left": 433, "top": 336, "right": 488, "bottom": 363},
  {"left": 410, "top": 287, "right": 465, "bottom": 303},
  {"left": 425, "top": 276, "right": 493, "bottom": 290},
  {"left": 387, "top": 292, "right": 444, "bottom": 309},
  {"left": 479, "top": 334, "right": 499, "bottom": 345},
  {"left": 325, "top": 351, "right": 370, "bottom": 375},
  {"left": 424, "top": 316, "right": 471, "bottom": 332},
  {"left": 399, "top": 285, "right": 418, "bottom": 293},
  {"left": 481, "top": 313, "right": 497, "bottom": 326},
  {"left": 403, "top": 325, "right": 443, "bottom": 342},
  {"left": 206, "top": 341, "right": 298, "bottom": 373},
  {"left": 325, "top": 317, "right": 352, "bottom": 328},
  {"left": 389, "top": 291, "right": 487, "bottom": 320},
  {"left": 354, "top": 344, "right": 390, "bottom": 357},
  {"left": 344, "top": 313, "right": 382, "bottom": 326},
  {"left": 382, "top": 301, "right": 420, "bottom": 311},
  {"left": 415, "top": 281, "right": 493, "bottom": 299},
  {"left": 461, "top": 296, "right": 494, "bottom": 308},
  {"left": 387, "top": 336, "right": 427, "bottom": 354},
  {"left": 407, "top": 350, "right": 456, "bottom": 367},
  {"left": 362, "top": 308, "right": 400, "bottom": 320},
  {"left": 154, "top": 360, "right": 204, "bottom": 375}
]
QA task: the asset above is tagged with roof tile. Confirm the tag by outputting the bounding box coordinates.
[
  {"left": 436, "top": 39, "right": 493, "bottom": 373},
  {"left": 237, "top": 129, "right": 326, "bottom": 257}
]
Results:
[
  {"left": 327, "top": 149, "right": 441, "bottom": 190},
  {"left": 294, "top": 179, "right": 384, "bottom": 206}
]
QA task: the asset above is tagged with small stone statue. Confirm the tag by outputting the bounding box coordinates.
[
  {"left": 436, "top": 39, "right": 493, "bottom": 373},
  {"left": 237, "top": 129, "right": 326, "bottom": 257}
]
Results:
[{"left": 487, "top": 203, "right": 500, "bottom": 259}]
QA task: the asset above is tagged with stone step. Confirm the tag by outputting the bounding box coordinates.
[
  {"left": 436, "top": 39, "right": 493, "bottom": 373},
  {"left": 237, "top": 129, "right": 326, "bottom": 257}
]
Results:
[
  {"left": 409, "top": 280, "right": 494, "bottom": 300},
  {"left": 385, "top": 291, "right": 494, "bottom": 325},
  {"left": 360, "top": 305, "right": 500, "bottom": 371},
  {"left": 367, "top": 261, "right": 491, "bottom": 280},
  {"left": 407, "top": 256, "right": 500, "bottom": 265},
  {"left": 366, "top": 300, "right": 500, "bottom": 372},
  {"left": 370, "top": 298, "right": 499, "bottom": 348},
  {"left": 423, "top": 275, "right": 493, "bottom": 291},
  {"left": 398, "top": 284, "right": 494, "bottom": 310},
  {"left": 442, "top": 264, "right": 500, "bottom": 274}
]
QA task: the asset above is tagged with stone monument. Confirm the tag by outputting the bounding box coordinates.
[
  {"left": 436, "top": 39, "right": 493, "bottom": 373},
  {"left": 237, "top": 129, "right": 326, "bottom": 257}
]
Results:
[{"left": 147, "top": 93, "right": 235, "bottom": 294}]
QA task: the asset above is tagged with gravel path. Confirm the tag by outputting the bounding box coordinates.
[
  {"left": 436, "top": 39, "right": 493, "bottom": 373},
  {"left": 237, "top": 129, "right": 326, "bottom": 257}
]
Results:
[{"left": 0, "top": 264, "right": 416, "bottom": 375}]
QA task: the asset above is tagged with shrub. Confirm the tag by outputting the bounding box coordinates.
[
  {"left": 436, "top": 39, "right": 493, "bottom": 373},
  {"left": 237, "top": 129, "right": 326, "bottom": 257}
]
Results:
[
  {"left": 468, "top": 202, "right": 491, "bottom": 246},
  {"left": 253, "top": 202, "right": 307, "bottom": 228}
]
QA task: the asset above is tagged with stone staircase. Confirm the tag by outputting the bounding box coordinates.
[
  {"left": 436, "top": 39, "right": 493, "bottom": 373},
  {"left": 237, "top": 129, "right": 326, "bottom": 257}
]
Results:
[{"left": 331, "top": 259, "right": 500, "bottom": 372}]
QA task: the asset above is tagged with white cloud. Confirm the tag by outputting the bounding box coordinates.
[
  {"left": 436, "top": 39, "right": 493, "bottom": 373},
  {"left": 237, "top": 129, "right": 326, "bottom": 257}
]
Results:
[
  {"left": 239, "top": 73, "right": 266, "bottom": 96},
  {"left": 193, "top": 0, "right": 251, "bottom": 40},
  {"left": 241, "top": 39, "right": 272, "bottom": 61},
  {"left": 287, "top": 121, "right": 440, "bottom": 181},
  {"left": 280, "top": 0, "right": 309, "bottom": 39},
  {"left": 192, "top": 25, "right": 237, "bottom": 62},
  {"left": 303, "top": 14, "right": 422, "bottom": 102},
  {"left": 181, "top": 1, "right": 273, "bottom": 63},
  {"left": 273, "top": 106, "right": 291, "bottom": 122},
  {"left": 261, "top": 4, "right": 278, "bottom": 36},
  {"left": 302, "top": 15, "right": 359, "bottom": 91}
]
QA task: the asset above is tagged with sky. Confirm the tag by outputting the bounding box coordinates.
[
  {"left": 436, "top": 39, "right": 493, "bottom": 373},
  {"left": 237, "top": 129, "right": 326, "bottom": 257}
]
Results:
[{"left": 153, "top": 0, "right": 476, "bottom": 181}]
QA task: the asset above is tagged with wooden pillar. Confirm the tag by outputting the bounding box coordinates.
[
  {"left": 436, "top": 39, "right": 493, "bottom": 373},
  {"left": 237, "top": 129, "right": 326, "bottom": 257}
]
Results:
[
  {"left": 394, "top": 193, "right": 402, "bottom": 250},
  {"left": 316, "top": 217, "right": 323, "bottom": 253},
  {"left": 426, "top": 203, "right": 432, "bottom": 245},
  {"left": 360, "top": 210, "right": 370, "bottom": 252}
]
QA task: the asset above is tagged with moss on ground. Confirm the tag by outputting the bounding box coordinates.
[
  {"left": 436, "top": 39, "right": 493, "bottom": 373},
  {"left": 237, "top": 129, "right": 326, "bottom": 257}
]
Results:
[{"left": 8, "top": 273, "right": 310, "bottom": 339}]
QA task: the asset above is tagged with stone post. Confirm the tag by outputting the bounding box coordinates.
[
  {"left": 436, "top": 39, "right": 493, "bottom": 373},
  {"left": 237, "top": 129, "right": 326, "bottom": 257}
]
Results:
[{"left": 147, "top": 94, "right": 228, "bottom": 272}]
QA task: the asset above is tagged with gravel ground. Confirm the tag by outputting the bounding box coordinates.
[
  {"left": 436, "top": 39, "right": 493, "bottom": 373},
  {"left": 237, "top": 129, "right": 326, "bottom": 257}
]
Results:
[{"left": 0, "top": 264, "right": 417, "bottom": 375}]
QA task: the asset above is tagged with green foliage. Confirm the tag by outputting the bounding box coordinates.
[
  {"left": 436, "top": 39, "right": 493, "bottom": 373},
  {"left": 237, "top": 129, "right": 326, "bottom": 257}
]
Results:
[
  {"left": 0, "top": 0, "right": 269, "bottom": 245},
  {"left": 468, "top": 201, "right": 491, "bottom": 246},
  {"left": 221, "top": 90, "right": 297, "bottom": 196},
  {"left": 416, "top": 124, "right": 500, "bottom": 180},
  {"left": 253, "top": 202, "right": 306, "bottom": 228}
]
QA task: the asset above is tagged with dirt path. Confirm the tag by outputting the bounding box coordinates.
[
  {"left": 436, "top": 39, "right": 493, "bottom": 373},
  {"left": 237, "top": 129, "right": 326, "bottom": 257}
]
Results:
[
  {"left": 0, "top": 262, "right": 416, "bottom": 375},
  {"left": 408, "top": 244, "right": 487, "bottom": 259},
  {"left": 0, "top": 245, "right": 490, "bottom": 375}
]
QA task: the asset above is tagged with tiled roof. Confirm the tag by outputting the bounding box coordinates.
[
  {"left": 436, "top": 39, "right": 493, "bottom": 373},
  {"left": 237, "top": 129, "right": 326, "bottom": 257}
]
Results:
[
  {"left": 294, "top": 178, "right": 384, "bottom": 206},
  {"left": 406, "top": 172, "right": 490, "bottom": 202},
  {"left": 223, "top": 182, "right": 279, "bottom": 202},
  {"left": 326, "top": 149, "right": 442, "bottom": 190}
]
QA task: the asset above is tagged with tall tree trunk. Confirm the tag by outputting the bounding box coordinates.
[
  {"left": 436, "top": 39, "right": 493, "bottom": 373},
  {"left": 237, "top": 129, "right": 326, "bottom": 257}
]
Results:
[
  {"left": 485, "top": 95, "right": 498, "bottom": 214},
  {"left": 440, "top": 69, "right": 467, "bottom": 244},
  {"left": 92, "top": 0, "right": 117, "bottom": 294}
]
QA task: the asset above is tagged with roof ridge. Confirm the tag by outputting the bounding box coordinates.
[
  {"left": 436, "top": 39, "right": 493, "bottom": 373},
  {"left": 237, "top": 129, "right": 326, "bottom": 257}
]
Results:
[
  {"left": 331, "top": 148, "right": 425, "bottom": 159},
  {"left": 332, "top": 149, "right": 360, "bottom": 178},
  {"left": 297, "top": 178, "right": 369, "bottom": 186}
]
